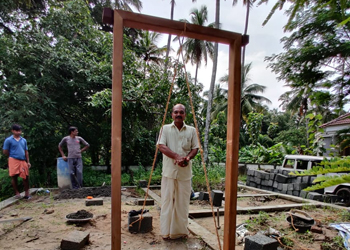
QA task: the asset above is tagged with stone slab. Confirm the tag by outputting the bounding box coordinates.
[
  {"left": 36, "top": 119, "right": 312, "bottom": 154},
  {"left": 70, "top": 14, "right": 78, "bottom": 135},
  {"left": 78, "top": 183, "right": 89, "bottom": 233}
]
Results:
[
  {"left": 136, "top": 199, "right": 154, "bottom": 206},
  {"left": 128, "top": 212, "right": 153, "bottom": 233},
  {"left": 61, "top": 230, "right": 90, "bottom": 250},
  {"left": 244, "top": 234, "right": 279, "bottom": 250},
  {"left": 85, "top": 198, "right": 103, "bottom": 206}
]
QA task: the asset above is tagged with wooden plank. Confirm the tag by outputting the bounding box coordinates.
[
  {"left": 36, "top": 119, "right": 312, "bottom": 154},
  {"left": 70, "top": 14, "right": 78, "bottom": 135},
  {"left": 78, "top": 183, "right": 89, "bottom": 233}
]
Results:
[
  {"left": 188, "top": 218, "right": 223, "bottom": 250},
  {"left": 189, "top": 203, "right": 316, "bottom": 218},
  {"left": 0, "top": 217, "right": 32, "bottom": 223},
  {"left": 141, "top": 188, "right": 161, "bottom": 204},
  {"left": 144, "top": 188, "right": 222, "bottom": 249},
  {"left": 104, "top": 10, "right": 243, "bottom": 45},
  {"left": 223, "top": 39, "right": 241, "bottom": 250},
  {"left": 111, "top": 11, "right": 123, "bottom": 250}
]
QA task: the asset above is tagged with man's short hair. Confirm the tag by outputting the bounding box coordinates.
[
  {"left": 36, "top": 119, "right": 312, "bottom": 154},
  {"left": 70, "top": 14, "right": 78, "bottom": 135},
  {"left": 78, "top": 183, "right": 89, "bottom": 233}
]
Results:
[
  {"left": 68, "top": 126, "right": 78, "bottom": 134},
  {"left": 11, "top": 124, "right": 22, "bottom": 131},
  {"left": 172, "top": 104, "right": 186, "bottom": 112}
]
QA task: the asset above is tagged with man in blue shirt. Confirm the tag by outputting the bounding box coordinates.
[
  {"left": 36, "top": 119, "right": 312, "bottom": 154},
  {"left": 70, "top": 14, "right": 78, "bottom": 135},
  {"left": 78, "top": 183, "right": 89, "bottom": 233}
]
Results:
[{"left": 2, "top": 124, "right": 31, "bottom": 199}]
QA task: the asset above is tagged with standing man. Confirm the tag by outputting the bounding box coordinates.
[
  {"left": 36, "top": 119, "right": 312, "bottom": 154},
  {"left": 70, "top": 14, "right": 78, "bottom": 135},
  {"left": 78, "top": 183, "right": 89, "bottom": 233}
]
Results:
[
  {"left": 157, "top": 104, "right": 199, "bottom": 240},
  {"left": 58, "top": 126, "right": 89, "bottom": 189},
  {"left": 2, "top": 124, "right": 31, "bottom": 199}
]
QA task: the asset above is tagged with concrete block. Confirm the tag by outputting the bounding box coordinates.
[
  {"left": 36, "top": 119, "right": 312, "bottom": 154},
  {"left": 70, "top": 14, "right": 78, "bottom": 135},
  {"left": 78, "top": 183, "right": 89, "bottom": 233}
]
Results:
[
  {"left": 310, "top": 176, "right": 317, "bottom": 184},
  {"left": 85, "top": 198, "right": 103, "bottom": 206},
  {"left": 254, "top": 177, "right": 262, "bottom": 184},
  {"left": 287, "top": 190, "right": 293, "bottom": 195},
  {"left": 273, "top": 182, "right": 278, "bottom": 188},
  {"left": 293, "top": 191, "right": 300, "bottom": 196},
  {"left": 282, "top": 170, "right": 292, "bottom": 176},
  {"left": 269, "top": 173, "right": 276, "bottom": 180},
  {"left": 262, "top": 180, "right": 268, "bottom": 186},
  {"left": 277, "top": 183, "right": 283, "bottom": 191},
  {"left": 268, "top": 180, "right": 274, "bottom": 186},
  {"left": 250, "top": 182, "right": 257, "bottom": 188},
  {"left": 128, "top": 212, "right": 153, "bottom": 233},
  {"left": 313, "top": 188, "right": 325, "bottom": 194},
  {"left": 288, "top": 183, "right": 294, "bottom": 191},
  {"left": 300, "top": 190, "right": 309, "bottom": 199},
  {"left": 260, "top": 171, "right": 270, "bottom": 180},
  {"left": 294, "top": 183, "right": 308, "bottom": 191},
  {"left": 282, "top": 184, "right": 289, "bottom": 192},
  {"left": 199, "top": 192, "right": 209, "bottom": 201},
  {"left": 211, "top": 190, "right": 224, "bottom": 207},
  {"left": 302, "top": 176, "right": 310, "bottom": 183},
  {"left": 138, "top": 180, "right": 147, "bottom": 188},
  {"left": 61, "top": 230, "right": 90, "bottom": 250},
  {"left": 244, "top": 234, "right": 279, "bottom": 250},
  {"left": 276, "top": 174, "right": 289, "bottom": 183},
  {"left": 247, "top": 169, "right": 255, "bottom": 176},
  {"left": 323, "top": 194, "right": 338, "bottom": 203},
  {"left": 136, "top": 199, "right": 154, "bottom": 206},
  {"left": 307, "top": 192, "right": 323, "bottom": 201}
]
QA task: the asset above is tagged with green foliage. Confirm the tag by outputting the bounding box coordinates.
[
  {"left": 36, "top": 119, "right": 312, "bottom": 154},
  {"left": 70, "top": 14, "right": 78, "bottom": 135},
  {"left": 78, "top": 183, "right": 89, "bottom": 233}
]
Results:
[
  {"left": 290, "top": 157, "right": 350, "bottom": 176},
  {"left": 245, "top": 211, "right": 270, "bottom": 231},
  {"left": 83, "top": 167, "right": 111, "bottom": 187},
  {"left": 247, "top": 112, "right": 264, "bottom": 146},
  {"left": 0, "top": 169, "right": 15, "bottom": 201},
  {"left": 239, "top": 142, "right": 292, "bottom": 164},
  {"left": 131, "top": 165, "right": 162, "bottom": 186},
  {"left": 290, "top": 157, "right": 350, "bottom": 191},
  {"left": 266, "top": 1, "right": 350, "bottom": 114},
  {"left": 321, "top": 235, "right": 345, "bottom": 250},
  {"left": 192, "top": 157, "right": 225, "bottom": 191}
]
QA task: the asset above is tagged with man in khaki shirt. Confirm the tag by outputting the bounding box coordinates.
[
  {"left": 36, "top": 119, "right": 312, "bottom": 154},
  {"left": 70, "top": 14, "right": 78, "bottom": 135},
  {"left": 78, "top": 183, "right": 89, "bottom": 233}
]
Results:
[{"left": 157, "top": 104, "right": 199, "bottom": 240}]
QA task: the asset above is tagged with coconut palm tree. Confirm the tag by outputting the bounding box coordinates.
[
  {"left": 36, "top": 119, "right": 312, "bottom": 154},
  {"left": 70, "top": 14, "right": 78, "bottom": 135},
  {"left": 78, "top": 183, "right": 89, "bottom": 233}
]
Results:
[
  {"left": 217, "top": 62, "right": 272, "bottom": 123},
  {"left": 138, "top": 30, "right": 167, "bottom": 65},
  {"left": 114, "top": 0, "right": 142, "bottom": 12},
  {"left": 164, "top": 0, "right": 197, "bottom": 71},
  {"left": 231, "top": 0, "right": 253, "bottom": 72},
  {"left": 174, "top": 5, "right": 214, "bottom": 85},
  {"left": 204, "top": 0, "right": 220, "bottom": 164}
]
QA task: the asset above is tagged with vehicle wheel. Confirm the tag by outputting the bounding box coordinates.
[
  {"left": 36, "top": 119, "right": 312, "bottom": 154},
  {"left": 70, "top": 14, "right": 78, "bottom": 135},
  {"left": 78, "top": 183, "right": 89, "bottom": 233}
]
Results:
[{"left": 336, "top": 188, "right": 350, "bottom": 206}]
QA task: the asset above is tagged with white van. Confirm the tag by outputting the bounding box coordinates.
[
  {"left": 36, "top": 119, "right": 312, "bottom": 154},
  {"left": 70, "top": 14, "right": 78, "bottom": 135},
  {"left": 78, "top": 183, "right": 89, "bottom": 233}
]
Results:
[
  {"left": 282, "top": 155, "right": 350, "bottom": 206},
  {"left": 281, "top": 154, "right": 331, "bottom": 170}
]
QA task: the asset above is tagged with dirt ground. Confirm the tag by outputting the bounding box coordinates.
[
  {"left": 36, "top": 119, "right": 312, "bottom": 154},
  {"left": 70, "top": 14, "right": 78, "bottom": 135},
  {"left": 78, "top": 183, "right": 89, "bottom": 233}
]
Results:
[
  {"left": 0, "top": 186, "right": 347, "bottom": 250},
  {"left": 0, "top": 188, "right": 208, "bottom": 250}
]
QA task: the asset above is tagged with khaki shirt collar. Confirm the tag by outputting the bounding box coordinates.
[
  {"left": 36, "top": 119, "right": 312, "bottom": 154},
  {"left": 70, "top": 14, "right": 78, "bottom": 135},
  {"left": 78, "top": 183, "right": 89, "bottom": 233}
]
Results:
[{"left": 171, "top": 121, "right": 187, "bottom": 131}]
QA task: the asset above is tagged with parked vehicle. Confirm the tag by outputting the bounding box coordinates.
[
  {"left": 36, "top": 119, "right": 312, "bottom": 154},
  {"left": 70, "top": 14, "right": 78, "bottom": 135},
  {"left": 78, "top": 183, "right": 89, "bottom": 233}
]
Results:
[
  {"left": 281, "top": 154, "right": 331, "bottom": 170},
  {"left": 282, "top": 155, "right": 350, "bottom": 206}
]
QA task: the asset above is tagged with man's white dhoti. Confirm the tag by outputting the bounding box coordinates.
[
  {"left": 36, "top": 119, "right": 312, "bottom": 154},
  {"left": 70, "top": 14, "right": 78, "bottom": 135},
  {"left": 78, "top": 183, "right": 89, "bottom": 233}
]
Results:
[{"left": 160, "top": 176, "right": 191, "bottom": 239}]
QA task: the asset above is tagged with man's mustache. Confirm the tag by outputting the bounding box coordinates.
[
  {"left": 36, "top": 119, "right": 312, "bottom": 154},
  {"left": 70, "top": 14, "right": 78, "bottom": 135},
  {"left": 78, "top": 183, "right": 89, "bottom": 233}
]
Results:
[{"left": 176, "top": 116, "right": 182, "bottom": 119}]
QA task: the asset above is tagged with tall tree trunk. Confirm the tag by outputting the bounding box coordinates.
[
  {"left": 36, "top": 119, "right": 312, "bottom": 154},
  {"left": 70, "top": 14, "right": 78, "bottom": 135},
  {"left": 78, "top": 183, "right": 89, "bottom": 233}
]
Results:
[
  {"left": 241, "top": 3, "right": 250, "bottom": 74},
  {"left": 203, "top": 0, "right": 220, "bottom": 165},
  {"left": 164, "top": 0, "right": 175, "bottom": 71},
  {"left": 194, "top": 63, "right": 199, "bottom": 86}
]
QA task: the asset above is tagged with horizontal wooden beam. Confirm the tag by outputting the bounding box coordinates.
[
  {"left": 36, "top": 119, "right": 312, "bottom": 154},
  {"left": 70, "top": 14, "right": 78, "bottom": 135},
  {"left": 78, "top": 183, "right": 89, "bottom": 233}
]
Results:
[{"left": 102, "top": 8, "right": 245, "bottom": 45}]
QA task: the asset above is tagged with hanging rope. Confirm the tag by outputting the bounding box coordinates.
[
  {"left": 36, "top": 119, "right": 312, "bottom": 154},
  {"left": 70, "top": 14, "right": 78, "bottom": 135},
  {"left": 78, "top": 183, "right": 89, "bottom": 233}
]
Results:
[
  {"left": 177, "top": 36, "right": 222, "bottom": 250},
  {"left": 131, "top": 30, "right": 222, "bottom": 250}
]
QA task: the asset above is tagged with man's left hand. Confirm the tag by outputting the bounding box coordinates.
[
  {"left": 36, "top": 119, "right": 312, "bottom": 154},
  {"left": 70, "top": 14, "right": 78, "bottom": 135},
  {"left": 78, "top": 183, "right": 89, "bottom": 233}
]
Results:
[{"left": 27, "top": 162, "right": 31, "bottom": 168}]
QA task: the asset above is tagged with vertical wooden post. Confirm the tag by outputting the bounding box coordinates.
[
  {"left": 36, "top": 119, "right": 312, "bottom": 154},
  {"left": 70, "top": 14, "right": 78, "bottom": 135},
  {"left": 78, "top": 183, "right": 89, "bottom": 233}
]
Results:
[
  {"left": 111, "top": 10, "right": 123, "bottom": 250},
  {"left": 223, "top": 38, "right": 241, "bottom": 250}
]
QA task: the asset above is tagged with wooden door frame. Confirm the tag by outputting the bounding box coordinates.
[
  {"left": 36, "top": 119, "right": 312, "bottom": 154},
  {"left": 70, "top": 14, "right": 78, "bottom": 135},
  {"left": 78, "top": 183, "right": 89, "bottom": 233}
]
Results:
[{"left": 102, "top": 8, "right": 247, "bottom": 250}]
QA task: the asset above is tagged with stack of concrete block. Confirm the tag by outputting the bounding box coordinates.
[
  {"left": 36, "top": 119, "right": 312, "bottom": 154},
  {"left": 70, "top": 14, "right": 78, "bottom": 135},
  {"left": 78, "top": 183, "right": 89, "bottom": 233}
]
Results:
[{"left": 246, "top": 168, "right": 322, "bottom": 201}]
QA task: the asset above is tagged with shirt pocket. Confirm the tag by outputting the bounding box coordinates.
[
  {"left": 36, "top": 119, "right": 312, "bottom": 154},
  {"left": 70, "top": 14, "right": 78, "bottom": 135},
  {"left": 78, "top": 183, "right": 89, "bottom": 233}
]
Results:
[{"left": 181, "top": 137, "right": 191, "bottom": 151}]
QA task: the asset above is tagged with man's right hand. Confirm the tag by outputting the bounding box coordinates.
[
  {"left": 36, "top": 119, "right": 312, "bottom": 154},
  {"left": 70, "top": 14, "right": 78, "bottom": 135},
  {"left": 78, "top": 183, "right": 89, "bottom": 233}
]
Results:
[{"left": 62, "top": 156, "right": 67, "bottom": 161}]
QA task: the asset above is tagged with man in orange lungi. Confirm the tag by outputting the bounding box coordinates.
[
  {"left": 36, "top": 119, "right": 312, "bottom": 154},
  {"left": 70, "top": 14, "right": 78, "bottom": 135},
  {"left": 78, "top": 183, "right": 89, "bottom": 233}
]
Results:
[{"left": 2, "top": 124, "right": 31, "bottom": 199}]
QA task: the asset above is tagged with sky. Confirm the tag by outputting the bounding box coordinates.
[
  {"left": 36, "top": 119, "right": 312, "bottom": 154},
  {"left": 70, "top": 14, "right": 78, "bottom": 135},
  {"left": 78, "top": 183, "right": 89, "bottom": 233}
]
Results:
[{"left": 136, "top": 0, "right": 291, "bottom": 110}]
